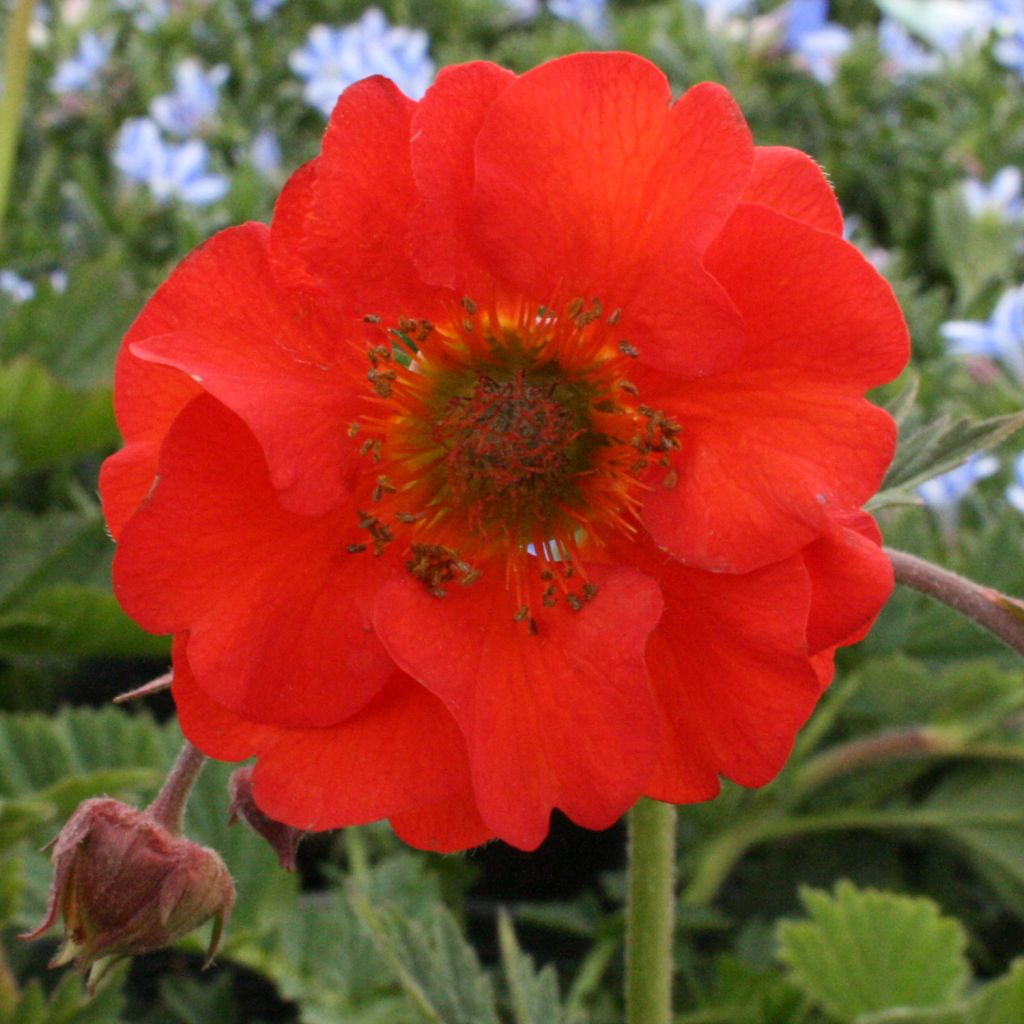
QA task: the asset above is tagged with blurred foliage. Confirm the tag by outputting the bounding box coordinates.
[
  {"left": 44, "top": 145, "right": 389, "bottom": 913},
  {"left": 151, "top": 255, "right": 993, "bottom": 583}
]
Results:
[{"left": 3, "top": 0, "right": 1024, "bottom": 1021}]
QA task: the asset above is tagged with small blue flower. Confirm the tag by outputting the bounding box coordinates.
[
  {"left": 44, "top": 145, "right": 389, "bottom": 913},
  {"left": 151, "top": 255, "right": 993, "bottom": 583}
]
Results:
[
  {"left": 150, "top": 59, "right": 229, "bottom": 138},
  {"left": 252, "top": 0, "right": 285, "bottom": 20},
  {"left": 691, "top": 0, "right": 755, "bottom": 28},
  {"left": 962, "top": 166, "right": 1024, "bottom": 222},
  {"left": 249, "top": 129, "right": 282, "bottom": 178},
  {"left": 784, "top": 0, "right": 852, "bottom": 84},
  {"left": 0, "top": 270, "right": 35, "bottom": 303},
  {"left": 940, "top": 286, "right": 1024, "bottom": 383},
  {"left": 50, "top": 32, "right": 114, "bottom": 94},
  {"left": 289, "top": 8, "right": 434, "bottom": 118},
  {"left": 879, "top": 18, "right": 942, "bottom": 78},
  {"left": 1006, "top": 451, "right": 1024, "bottom": 515},
  {"left": 113, "top": 117, "right": 229, "bottom": 206},
  {"left": 112, "top": 0, "right": 170, "bottom": 32},
  {"left": 995, "top": 26, "right": 1024, "bottom": 78},
  {"left": 549, "top": 0, "right": 611, "bottom": 38},
  {"left": 917, "top": 454, "right": 1000, "bottom": 534}
]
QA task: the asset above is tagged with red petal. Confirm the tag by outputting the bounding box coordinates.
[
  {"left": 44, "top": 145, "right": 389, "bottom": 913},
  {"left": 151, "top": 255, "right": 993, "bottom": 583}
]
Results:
[
  {"left": 114, "top": 395, "right": 394, "bottom": 728},
  {"left": 410, "top": 60, "right": 516, "bottom": 291},
  {"left": 127, "top": 224, "right": 364, "bottom": 516},
  {"left": 390, "top": 797, "right": 495, "bottom": 854},
  {"left": 470, "top": 53, "right": 751, "bottom": 377},
  {"left": 635, "top": 543, "right": 820, "bottom": 800},
  {"left": 802, "top": 510, "right": 893, "bottom": 653},
  {"left": 173, "top": 638, "right": 485, "bottom": 839},
  {"left": 373, "top": 563, "right": 663, "bottom": 850},
  {"left": 268, "top": 158, "right": 322, "bottom": 293},
  {"left": 300, "top": 76, "right": 446, "bottom": 318},
  {"left": 641, "top": 203, "right": 906, "bottom": 572},
  {"left": 742, "top": 146, "right": 843, "bottom": 235}
]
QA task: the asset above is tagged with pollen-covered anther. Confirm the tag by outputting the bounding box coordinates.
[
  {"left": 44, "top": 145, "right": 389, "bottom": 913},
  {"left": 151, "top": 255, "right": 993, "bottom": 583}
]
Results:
[
  {"left": 407, "top": 543, "right": 478, "bottom": 598},
  {"left": 356, "top": 510, "right": 394, "bottom": 556}
]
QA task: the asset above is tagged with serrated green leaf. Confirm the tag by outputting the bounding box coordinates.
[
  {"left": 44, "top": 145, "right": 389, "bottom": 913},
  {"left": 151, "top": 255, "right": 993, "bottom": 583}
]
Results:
[
  {"left": 498, "top": 910, "right": 564, "bottom": 1024},
  {"left": 883, "top": 374, "right": 919, "bottom": 427},
  {"left": 871, "top": 411, "right": 1024, "bottom": 509},
  {"left": 968, "top": 958, "right": 1024, "bottom": 1024},
  {"left": 679, "top": 957, "right": 806, "bottom": 1024},
  {"left": 155, "top": 973, "right": 240, "bottom": 1024},
  {"left": 777, "top": 881, "right": 969, "bottom": 1021},
  {"left": 349, "top": 889, "right": 499, "bottom": 1024},
  {"left": 0, "top": 358, "right": 116, "bottom": 470}
]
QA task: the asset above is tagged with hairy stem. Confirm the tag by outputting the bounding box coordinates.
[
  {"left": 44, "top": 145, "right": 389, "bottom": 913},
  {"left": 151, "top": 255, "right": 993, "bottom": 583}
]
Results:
[
  {"left": 625, "top": 799, "right": 676, "bottom": 1024},
  {"left": 147, "top": 741, "right": 207, "bottom": 834},
  {"left": 886, "top": 547, "right": 1024, "bottom": 657}
]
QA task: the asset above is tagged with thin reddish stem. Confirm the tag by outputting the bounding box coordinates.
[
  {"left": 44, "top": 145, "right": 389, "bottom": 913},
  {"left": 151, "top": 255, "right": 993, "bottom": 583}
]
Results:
[
  {"left": 886, "top": 546, "right": 1024, "bottom": 657},
  {"left": 146, "top": 741, "right": 207, "bottom": 834}
]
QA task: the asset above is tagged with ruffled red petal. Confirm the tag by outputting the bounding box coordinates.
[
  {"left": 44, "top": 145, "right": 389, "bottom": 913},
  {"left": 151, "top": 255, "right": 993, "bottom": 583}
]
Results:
[
  {"left": 742, "top": 146, "right": 843, "bottom": 235},
  {"left": 641, "top": 203, "right": 907, "bottom": 571},
  {"left": 126, "top": 223, "right": 364, "bottom": 517},
  {"left": 373, "top": 563, "right": 663, "bottom": 850},
  {"left": 390, "top": 798, "right": 496, "bottom": 853},
  {"left": 114, "top": 395, "right": 395, "bottom": 728},
  {"left": 172, "top": 639, "right": 487, "bottom": 842},
  {"left": 410, "top": 60, "right": 516, "bottom": 292},
  {"left": 469, "top": 53, "right": 751, "bottom": 377},
  {"left": 635, "top": 544, "right": 821, "bottom": 801},
  {"left": 295, "top": 76, "right": 446, "bottom": 319},
  {"left": 268, "top": 158, "right": 322, "bottom": 293},
  {"left": 802, "top": 510, "right": 893, "bottom": 653}
]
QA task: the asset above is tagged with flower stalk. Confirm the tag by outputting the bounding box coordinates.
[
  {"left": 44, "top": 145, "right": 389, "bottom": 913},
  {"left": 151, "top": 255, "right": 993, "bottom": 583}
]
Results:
[
  {"left": 0, "top": 0, "right": 35, "bottom": 250},
  {"left": 625, "top": 798, "right": 676, "bottom": 1024},
  {"left": 886, "top": 547, "right": 1024, "bottom": 657},
  {"left": 146, "top": 741, "right": 207, "bottom": 834}
]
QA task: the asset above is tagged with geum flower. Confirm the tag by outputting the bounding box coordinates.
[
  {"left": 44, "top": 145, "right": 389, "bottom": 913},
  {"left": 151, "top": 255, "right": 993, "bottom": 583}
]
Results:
[{"left": 101, "top": 53, "right": 908, "bottom": 852}]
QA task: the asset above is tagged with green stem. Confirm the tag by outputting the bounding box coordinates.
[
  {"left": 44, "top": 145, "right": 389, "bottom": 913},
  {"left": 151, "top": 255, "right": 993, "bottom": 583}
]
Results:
[
  {"left": 146, "top": 741, "right": 207, "bottom": 834},
  {"left": 0, "top": 0, "right": 35, "bottom": 251},
  {"left": 625, "top": 798, "right": 676, "bottom": 1024}
]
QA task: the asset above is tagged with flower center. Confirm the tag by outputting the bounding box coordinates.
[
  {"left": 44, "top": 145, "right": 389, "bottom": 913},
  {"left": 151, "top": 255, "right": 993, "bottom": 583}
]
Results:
[
  {"left": 433, "top": 365, "right": 593, "bottom": 542},
  {"left": 353, "top": 297, "right": 679, "bottom": 590}
]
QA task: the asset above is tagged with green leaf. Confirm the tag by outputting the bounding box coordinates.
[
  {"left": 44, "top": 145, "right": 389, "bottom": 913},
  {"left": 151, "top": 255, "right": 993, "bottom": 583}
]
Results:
[
  {"left": 872, "top": 411, "right": 1024, "bottom": 509},
  {"left": 0, "top": 585, "right": 168, "bottom": 660},
  {"left": 349, "top": 889, "right": 499, "bottom": 1024},
  {"left": 777, "top": 881, "right": 969, "bottom": 1021},
  {"left": 678, "top": 956, "right": 807, "bottom": 1024},
  {"left": 4, "top": 968, "right": 127, "bottom": 1024},
  {"left": 0, "top": 358, "right": 116, "bottom": 470},
  {"left": 498, "top": 910, "right": 565, "bottom": 1024},
  {"left": 153, "top": 974, "right": 241, "bottom": 1024},
  {"left": 968, "top": 959, "right": 1024, "bottom": 1024}
]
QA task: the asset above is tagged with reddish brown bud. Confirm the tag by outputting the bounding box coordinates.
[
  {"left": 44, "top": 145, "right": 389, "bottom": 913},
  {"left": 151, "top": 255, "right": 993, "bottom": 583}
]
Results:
[
  {"left": 20, "top": 798, "right": 234, "bottom": 991},
  {"left": 228, "top": 767, "right": 305, "bottom": 872}
]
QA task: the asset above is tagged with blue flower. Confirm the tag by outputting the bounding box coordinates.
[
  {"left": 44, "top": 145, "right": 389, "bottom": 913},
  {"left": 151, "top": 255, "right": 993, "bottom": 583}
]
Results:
[
  {"left": 252, "top": 0, "right": 285, "bottom": 20},
  {"left": 879, "top": 18, "right": 942, "bottom": 77},
  {"left": 940, "top": 286, "right": 1024, "bottom": 383},
  {"left": 917, "top": 454, "right": 1000, "bottom": 535},
  {"left": 50, "top": 32, "right": 113, "bottom": 94},
  {"left": 150, "top": 59, "right": 229, "bottom": 138},
  {"left": 0, "top": 270, "right": 35, "bottom": 304},
  {"left": 962, "top": 166, "right": 1024, "bottom": 222},
  {"left": 549, "top": 0, "right": 611, "bottom": 38},
  {"left": 289, "top": 8, "right": 434, "bottom": 118},
  {"left": 784, "top": 0, "right": 852, "bottom": 84},
  {"left": 691, "top": 0, "right": 755, "bottom": 28},
  {"left": 1007, "top": 451, "right": 1024, "bottom": 515},
  {"left": 995, "top": 26, "right": 1024, "bottom": 77},
  {"left": 113, "top": 117, "right": 229, "bottom": 206},
  {"left": 112, "top": 0, "right": 170, "bottom": 31},
  {"left": 249, "top": 129, "right": 282, "bottom": 178}
]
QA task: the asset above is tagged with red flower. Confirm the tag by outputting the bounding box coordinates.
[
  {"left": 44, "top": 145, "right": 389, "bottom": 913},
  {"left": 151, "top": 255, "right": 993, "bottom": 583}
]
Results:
[{"left": 102, "top": 53, "right": 908, "bottom": 852}]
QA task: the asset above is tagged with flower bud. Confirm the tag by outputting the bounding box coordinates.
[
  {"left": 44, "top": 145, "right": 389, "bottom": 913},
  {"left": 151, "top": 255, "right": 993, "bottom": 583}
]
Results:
[
  {"left": 228, "top": 767, "right": 305, "bottom": 871},
  {"left": 20, "top": 797, "right": 234, "bottom": 990}
]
